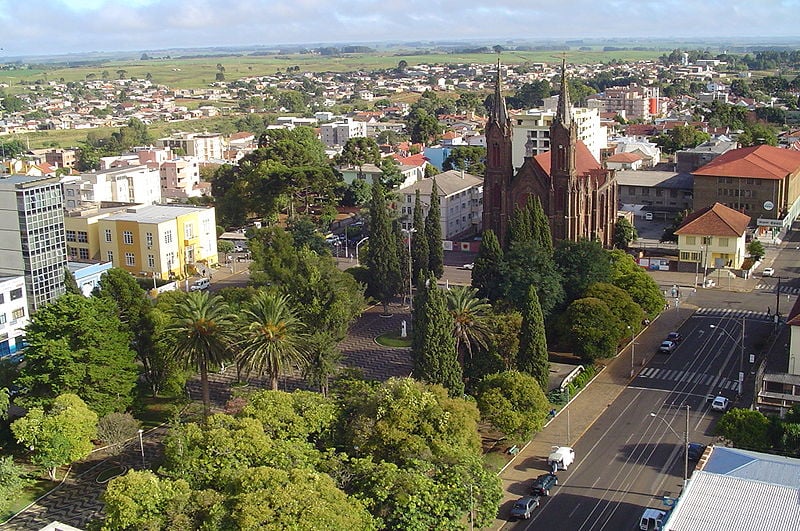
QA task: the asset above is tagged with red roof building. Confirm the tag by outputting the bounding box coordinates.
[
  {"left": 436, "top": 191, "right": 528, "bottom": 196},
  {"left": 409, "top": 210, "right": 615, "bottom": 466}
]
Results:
[{"left": 674, "top": 202, "right": 751, "bottom": 270}]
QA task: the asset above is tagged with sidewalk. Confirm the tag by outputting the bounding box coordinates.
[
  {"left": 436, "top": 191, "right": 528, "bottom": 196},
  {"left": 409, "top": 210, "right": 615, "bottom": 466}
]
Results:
[{"left": 491, "top": 305, "right": 697, "bottom": 528}]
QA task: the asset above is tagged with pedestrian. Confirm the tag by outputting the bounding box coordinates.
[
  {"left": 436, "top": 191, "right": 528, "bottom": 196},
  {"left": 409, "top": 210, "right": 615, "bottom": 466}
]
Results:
[{"left": 767, "top": 307, "right": 771, "bottom": 316}]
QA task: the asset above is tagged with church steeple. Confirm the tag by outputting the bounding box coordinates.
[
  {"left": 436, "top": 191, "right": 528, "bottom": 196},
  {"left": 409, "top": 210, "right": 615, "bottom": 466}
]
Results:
[
  {"left": 556, "top": 58, "right": 572, "bottom": 126},
  {"left": 490, "top": 58, "right": 508, "bottom": 125}
]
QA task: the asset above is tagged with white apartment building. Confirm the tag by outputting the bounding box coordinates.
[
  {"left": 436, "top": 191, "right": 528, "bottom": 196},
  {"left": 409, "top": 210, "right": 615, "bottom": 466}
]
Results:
[
  {"left": 156, "top": 132, "right": 224, "bottom": 162},
  {"left": 319, "top": 118, "right": 367, "bottom": 148},
  {"left": 160, "top": 158, "right": 201, "bottom": 199},
  {"left": 0, "top": 275, "right": 29, "bottom": 359},
  {"left": 62, "top": 165, "right": 161, "bottom": 209},
  {"left": 511, "top": 106, "right": 607, "bottom": 168},
  {"left": 0, "top": 175, "right": 67, "bottom": 312},
  {"left": 587, "top": 85, "right": 660, "bottom": 122},
  {"left": 397, "top": 170, "right": 484, "bottom": 240}
]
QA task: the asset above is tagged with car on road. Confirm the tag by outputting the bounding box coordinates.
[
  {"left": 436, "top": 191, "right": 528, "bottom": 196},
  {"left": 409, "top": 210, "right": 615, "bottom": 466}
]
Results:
[
  {"left": 711, "top": 396, "right": 730, "bottom": 412},
  {"left": 639, "top": 508, "right": 666, "bottom": 530},
  {"left": 666, "top": 332, "right": 683, "bottom": 343},
  {"left": 461, "top": 262, "right": 474, "bottom": 270},
  {"left": 763, "top": 267, "right": 775, "bottom": 277},
  {"left": 687, "top": 442, "right": 707, "bottom": 461},
  {"left": 509, "top": 496, "right": 540, "bottom": 520},
  {"left": 547, "top": 446, "right": 575, "bottom": 471},
  {"left": 189, "top": 278, "right": 210, "bottom": 291},
  {"left": 658, "top": 340, "right": 677, "bottom": 354},
  {"left": 531, "top": 473, "right": 558, "bottom": 496},
  {"left": 644, "top": 212, "right": 654, "bottom": 221}
]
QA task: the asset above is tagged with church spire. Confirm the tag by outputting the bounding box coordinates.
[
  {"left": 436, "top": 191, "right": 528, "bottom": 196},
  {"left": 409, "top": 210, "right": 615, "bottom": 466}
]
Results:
[
  {"left": 491, "top": 58, "right": 508, "bottom": 124},
  {"left": 556, "top": 57, "right": 572, "bottom": 126}
]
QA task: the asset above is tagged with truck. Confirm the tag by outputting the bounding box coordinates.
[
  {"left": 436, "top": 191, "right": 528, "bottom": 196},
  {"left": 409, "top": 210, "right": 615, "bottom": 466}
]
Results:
[
  {"left": 547, "top": 446, "right": 575, "bottom": 472},
  {"left": 639, "top": 508, "right": 666, "bottom": 530}
]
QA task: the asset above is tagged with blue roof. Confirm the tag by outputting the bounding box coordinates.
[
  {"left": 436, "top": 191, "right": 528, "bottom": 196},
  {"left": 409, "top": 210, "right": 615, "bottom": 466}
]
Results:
[{"left": 703, "top": 446, "right": 800, "bottom": 488}]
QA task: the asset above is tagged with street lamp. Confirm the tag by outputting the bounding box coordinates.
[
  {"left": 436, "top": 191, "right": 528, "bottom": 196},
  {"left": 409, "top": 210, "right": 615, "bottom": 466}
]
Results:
[
  {"left": 401, "top": 228, "right": 416, "bottom": 309},
  {"left": 709, "top": 317, "right": 745, "bottom": 396},
  {"left": 137, "top": 428, "right": 145, "bottom": 468},
  {"left": 650, "top": 404, "right": 690, "bottom": 489},
  {"left": 627, "top": 325, "right": 636, "bottom": 377},
  {"left": 355, "top": 237, "right": 369, "bottom": 265}
]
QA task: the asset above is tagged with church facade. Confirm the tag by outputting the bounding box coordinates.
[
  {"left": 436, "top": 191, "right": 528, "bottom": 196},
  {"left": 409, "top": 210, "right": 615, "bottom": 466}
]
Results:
[{"left": 482, "top": 60, "right": 618, "bottom": 248}]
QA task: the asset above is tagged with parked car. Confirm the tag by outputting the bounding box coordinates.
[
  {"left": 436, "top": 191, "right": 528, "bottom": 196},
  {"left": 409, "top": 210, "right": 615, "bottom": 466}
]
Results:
[
  {"left": 687, "top": 442, "right": 707, "bottom": 461},
  {"left": 531, "top": 473, "right": 558, "bottom": 496},
  {"left": 509, "top": 496, "right": 540, "bottom": 520},
  {"left": 190, "top": 278, "right": 210, "bottom": 291},
  {"left": 658, "top": 340, "right": 677, "bottom": 354},
  {"left": 461, "top": 262, "right": 474, "bottom": 270},
  {"left": 547, "top": 446, "right": 575, "bottom": 471},
  {"left": 644, "top": 212, "right": 654, "bottom": 221},
  {"left": 763, "top": 267, "right": 775, "bottom": 277},
  {"left": 639, "top": 508, "right": 666, "bottom": 530},
  {"left": 711, "top": 396, "right": 730, "bottom": 412},
  {"left": 666, "top": 332, "right": 683, "bottom": 343}
]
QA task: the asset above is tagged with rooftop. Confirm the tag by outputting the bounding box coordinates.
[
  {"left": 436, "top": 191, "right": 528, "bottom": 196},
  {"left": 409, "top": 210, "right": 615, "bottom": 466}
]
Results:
[
  {"left": 614, "top": 170, "right": 693, "bottom": 189},
  {"left": 693, "top": 145, "right": 800, "bottom": 180},
  {"left": 103, "top": 204, "right": 212, "bottom": 224},
  {"left": 399, "top": 170, "right": 482, "bottom": 197},
  {"left": 674, "top": 202, "right": 750, "bottom": 237}
]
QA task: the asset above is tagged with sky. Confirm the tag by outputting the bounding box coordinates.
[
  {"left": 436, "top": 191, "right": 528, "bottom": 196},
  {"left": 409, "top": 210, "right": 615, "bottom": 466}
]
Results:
[{"left": 1, "top": 0, "right": 799, "bottom": 58}]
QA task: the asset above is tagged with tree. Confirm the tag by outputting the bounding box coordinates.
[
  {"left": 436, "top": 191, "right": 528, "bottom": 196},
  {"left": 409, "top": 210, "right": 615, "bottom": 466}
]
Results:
[
  {"left": 411, "top": 189, "right": 429, "bottom": 285},
  {"left": 747, "top": 239, "right": 766, "bottom": 261},
  {"left": 609, "top": 250, "right": 666, "bottom": 318},
  {"left": 716, "top": 408, "right": 770, "bottom": 451},
  {"left": 476, "top": 371, "right": 549, "bottom": 441},
  {"left": 63, "top": 267, "right": 81, "bottom": 295},
  {"left": 445, "top": 286, "right": 491, "bottom": 366},
  {"left": 472, "top": 229, "right": 504, "bottom": 302},
  {"left": 562, "top": 297, "right": 621, "bottom": 362},
  {"left": 652, "top": 125, "right": 710, "bottom": 153},
  {"left": 363, "top": 180, "right": 402, "bottom": 314},
  {"left": 517, "top": 285, "right": 549, "bottom": 389},
  {"left": 584, "top": 282, "right": 644, "bottom": 337},
  {"left": 425, "top": 178, "right": 444, "bottom": 278},
  {"left": 508, "top": 80, "right": 551, "bottom": 109},
  {"left": 406, "top": 107, "right": 440, "bottom": 144},
  {"left": 238, "top": 291, "right": 309, "bottom": 391},
  {"left": 167, "top": 291, "right": 237, "bottom": 420},
  {"left": 303, "top": 332, "right": 341, "bottom": 397},
  {"left": 17, "top": 294, "right": 138, "bottom": 416},
  {"left": 0, "top": 456, "right": 28, "bottom": 514},
  {"left": 337, "top": 137, "right": 381, "bottom": 177},
  {"left": 101, "top": 471, "right": 193, "bottom": 530},
  {"left": 442, "top": 146, "right": 486, "bottom": 175},
  {"left": 738, "top": 123, "right": 778, "bottom": 147},
  {"left": 502, "top": 240, "right": 565, "bottom": 317},
  {"left": 0, "top": 93, "right": 26, "bottom": 113},
  {"left": 97, "top": 412, "right": 141, "bottom": 459},
  {"left": 412, "top": 274, "right": 463, "bottom": 396},
  {"left": 397, "top": 60, "right": 408, "bottom": 73},
  {"left": 12, "top": 394, "right": 97, "bottom": 480},
  {"left": 554, "top": 239, "right": 613, "bottom": 304},
  {"left": 613, "top": 217, "right": 637, "bottom": 250}
]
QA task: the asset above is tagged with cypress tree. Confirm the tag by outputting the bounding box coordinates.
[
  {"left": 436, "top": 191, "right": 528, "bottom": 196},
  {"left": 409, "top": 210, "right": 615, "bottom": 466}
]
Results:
[
  {"left": 412, "top": 273, "right": 463, "bottom": 396},
  {"left": 518, "top": 284, "right": 550, "bottom": 390},
  {"left": 411, "top": 189, "right": 429, "bottom": 284},
  {"left": 507, "top": 202, "right": 533, "bottom": 247},
  {"left": 472, "top": 229, "right": 504, "bottom": 302},
  {"left": 364, "top": 180, "right": 402, "bottom": 314},
  {"left": 531, "top": 196, "right": 553, "bottom": 256},
  {"left": 425, "top": 178, "right": 444, "bottom": 278},
  {"left": 394, "top": 219, "right": 410, "bottom": 304}
]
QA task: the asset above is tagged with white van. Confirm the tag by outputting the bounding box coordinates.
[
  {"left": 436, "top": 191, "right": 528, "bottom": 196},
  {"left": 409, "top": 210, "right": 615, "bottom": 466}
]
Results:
[
  {"left": 547, "top": 446, "right": 575, "bottom": 471},
  {"left": 639, "top": 508, "right": 666, "bottom": 530},
  {"left": 190, "top": 278, "right": 210, "bottom": 291}
]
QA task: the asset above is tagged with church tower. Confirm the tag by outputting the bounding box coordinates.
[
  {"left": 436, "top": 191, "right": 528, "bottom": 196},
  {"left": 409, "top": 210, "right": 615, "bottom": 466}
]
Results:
[
  {"left": 482, "top": 58, "right": 514, "bottom": 246},
  {"left": 549, "top": 58, "right": 578, "bottom": 241}
]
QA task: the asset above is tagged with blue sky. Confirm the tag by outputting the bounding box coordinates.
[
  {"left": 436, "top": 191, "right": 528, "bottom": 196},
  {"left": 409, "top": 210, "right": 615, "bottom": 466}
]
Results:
[{"left": 1, "top": 0, "right": 798, "bottom": 57}]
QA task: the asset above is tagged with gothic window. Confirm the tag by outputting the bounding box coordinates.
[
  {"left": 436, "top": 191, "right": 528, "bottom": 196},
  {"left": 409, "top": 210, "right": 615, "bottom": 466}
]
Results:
[{"left": 491, "top": 143, "right": 500, "bottom": 165}]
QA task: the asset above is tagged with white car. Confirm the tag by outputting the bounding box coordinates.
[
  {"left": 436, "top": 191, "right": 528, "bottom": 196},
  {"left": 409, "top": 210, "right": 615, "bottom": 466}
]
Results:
[
  {"left": 461, "top": 263, "right": 474, "bottom": 270},
  {"left": 763, "top": 267, "right": 775, "bottom": 277},
  {"left": 190, "top": 278, "right": 210, "bottom": 291},
  {"left": 711, "top": 396, "right": 730, "bottom": 412}
]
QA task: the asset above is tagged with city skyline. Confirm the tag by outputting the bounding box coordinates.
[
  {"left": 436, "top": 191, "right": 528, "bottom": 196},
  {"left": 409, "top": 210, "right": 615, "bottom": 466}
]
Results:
[{"left": 1, "top": 0, "right": 799, "bottom": 58}]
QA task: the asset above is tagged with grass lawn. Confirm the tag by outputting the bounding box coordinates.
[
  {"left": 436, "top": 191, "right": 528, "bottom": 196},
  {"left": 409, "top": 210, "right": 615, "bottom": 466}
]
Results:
[
  {"left": 136, "top": 395, "right": 183, "bottom": 429},
  {"left": 0, "top": 475, "right": 54, "bottom": 524},
  {"left": 375, "top": 330, "right": 412, "bottom": 348}
]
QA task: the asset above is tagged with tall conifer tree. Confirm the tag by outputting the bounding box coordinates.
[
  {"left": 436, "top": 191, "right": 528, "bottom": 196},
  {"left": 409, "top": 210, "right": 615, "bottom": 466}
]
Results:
[
  {"left": 472, "top": 229, "right": 504, "bottom": 302},
  {"left": 531, "top": 196, "right": 553, "bottom": 256},
  {"left": 517, "top": 285, "right": 550, "bottom": 390},
  {"left": 411, "top": 189, "right": 429, "bottom": 284},
  {"left": 365, "top": 180, "right": 402, "bottom": 314},
  {"left": 425, "top": 178, "right": 444, "bottom": 278}
]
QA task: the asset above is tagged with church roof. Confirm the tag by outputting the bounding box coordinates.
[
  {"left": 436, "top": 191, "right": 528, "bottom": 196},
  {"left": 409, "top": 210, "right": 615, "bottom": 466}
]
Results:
[
  {"left": 533, "top": 140, "right": 602, "bottom": 176},
  {"left": 674, "top": 202, "right": 750, "bottom": 237}
]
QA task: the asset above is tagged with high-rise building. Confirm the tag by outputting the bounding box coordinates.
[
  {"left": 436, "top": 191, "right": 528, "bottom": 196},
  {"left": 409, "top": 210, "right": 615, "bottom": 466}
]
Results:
[{"left": 0, "top": 175, "right": 67, "bottom": 312}]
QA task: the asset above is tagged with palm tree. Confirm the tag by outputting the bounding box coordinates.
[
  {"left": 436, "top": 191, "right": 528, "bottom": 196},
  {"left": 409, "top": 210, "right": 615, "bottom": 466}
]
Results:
[
  {"left": 168, "top": 291, "right": 237, "bottom": 420},
  {"left": 446, "top": 286, "right": 492, "bottom": 366},
  {"left": 238, "top": 291, "right": 309, "bottom": 391}
]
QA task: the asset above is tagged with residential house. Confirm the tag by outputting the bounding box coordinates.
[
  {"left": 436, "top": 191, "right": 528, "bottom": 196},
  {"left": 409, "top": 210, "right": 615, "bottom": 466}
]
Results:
[
  {"left": 156, "top": 132, "right": 224, "bottom": 162},
  {"left": 673, "top": 202, "right": 750, "bottom": 275},
  {"left": 604, "top": 152, "right": 644, "bottom": 171}
]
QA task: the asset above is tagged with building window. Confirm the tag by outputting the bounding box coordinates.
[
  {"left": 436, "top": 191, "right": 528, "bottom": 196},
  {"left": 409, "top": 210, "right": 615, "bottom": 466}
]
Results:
[
  {"left": 77, "top": 231, "right": 88, "bottom": 243},
  {"left": 0, "top": 314, "right": 5, "bottom": 324},
  {"left": 125, "top": 252, "right": 135, "bottom": 266},
  {"left": 146, "top": 232, "right": 153, "bottom": 247},
  {"left": 719, "top": 238, "right": 729, "bottom": 247},
  {"left": 66, "top": 230, "right": 76, "bottom": 242},
  {"left": 123, "top": 231, "right": 134, "bottom": 245},
  {"left": 105, "top": 229, "right": 112, "bottom": 243},
  {"left": 12, "top": 308, "right": 25, "bottom": 320},
  {"left": 641, "top": 188, "right": 649, "bottom": 196},
  {"left": 164, "top": 230, "right": 173, "bottom": 244},
  {"left": 702, "top": 236, "right": 712, "bottom": 245},
  {"left": 184, "top": 223, "right": 194, "bottom": 239},
  {"left": 107, "top": 251, "right": 114, "bottom": 262},
  {"left": 10, "top": 288, "right": 23, "bottom": 301},
  {"left": 148, "top": 254, "right": 155, "bottom": 267},
  {"left": 79, "top": 248, "right": 89, "bottom": 260},
  {"left": 627, "top": 187, "right": 635, "bottom": 196}
]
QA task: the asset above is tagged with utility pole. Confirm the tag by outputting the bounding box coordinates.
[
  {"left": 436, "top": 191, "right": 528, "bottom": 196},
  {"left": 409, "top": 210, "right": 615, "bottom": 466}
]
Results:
[
  {"left": 684, "top": 405, "right": 689, "bottom": 490},
  {"left": 739, "top": 316, "right": 745, "bottom": 397}
]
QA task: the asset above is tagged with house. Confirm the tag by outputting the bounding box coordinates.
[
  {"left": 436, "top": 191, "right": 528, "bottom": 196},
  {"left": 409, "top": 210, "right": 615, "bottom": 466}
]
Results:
[
  {"left": 396, "top": 170, "right": 483, "bottom": 240},
  {"left": 758, "top": 296, "right": 800, "bottom": 413},
  {"left": 673, "top": 202, "right": 750, "bottom": 274},
  {"left": 604, "top": 152, "right": 644, "bottom": 171}
]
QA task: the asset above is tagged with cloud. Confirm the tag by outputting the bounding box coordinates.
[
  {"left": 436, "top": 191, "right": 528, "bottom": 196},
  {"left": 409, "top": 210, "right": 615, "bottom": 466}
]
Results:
[{"left": 0, "top": 0, "right": 798, "bottom": 57}]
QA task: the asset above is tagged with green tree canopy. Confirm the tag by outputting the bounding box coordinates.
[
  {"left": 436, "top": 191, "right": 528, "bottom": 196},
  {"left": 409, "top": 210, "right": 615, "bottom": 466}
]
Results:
[
  {"left": 609, "top": 250, "right": 665, "bottom": 318},
  {"left": 501, "top": 240, "right": 565, "bottom": 317},
  {"left": 476, "top": 371, "right": 549, "bottom": 441},
  {"left": 472, "top": 229, "right": 504, "bottom": 302},
  {"left": 425, "top": 178, "right": 444, "bottom": 278},
  {"left": 554, "top": 238, "right": 613, "bottom": 304},
  {"left": 442, "top": 146, "right": 486, "bottom": 175},
  {"left": 364, "top": 180, "right": 402, "bottom": 313},
  {"left": 613, "top": 217, "right": 637, "bottom": 249},
  {"left": 517, "top": 285, "right": 549, "bottom": 389},
  {"left": 715, "top": 408, "right": 771, "bottom": 451},
  {"left": 562, "top": 297, "right": 622, "bottom": 362}
]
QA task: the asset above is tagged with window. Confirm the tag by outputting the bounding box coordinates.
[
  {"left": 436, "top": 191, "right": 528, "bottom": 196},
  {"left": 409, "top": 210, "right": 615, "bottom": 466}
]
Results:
[
  {"left": 12, "top": 308, "right": 25, "bottom": 320},
  {"left": 125, "top": 252, "right": 135, "bottom": 266},
  {"left": 719, "top": 238, "right": 729, "bottom": 247},
  {"left": 79, "top": 248, "right": 89, "bottom": 260},
  {"left": 105, "top": 229, "right": 112, "bottom": 243},
  {"left": 123, "top": 231, "right": 134, "bottom": 245},
  {"left": 77, "top": 231, "right": 88, "bottom": 243},
  {"left": 10, "top": 288, "right": 23, "bottom": 301},
  {"left": 164, "top": 230, "right": 173, "bottom": 244},
  {"left": 702, "top": 236, "right": 712, "bottom": 245},
  {"left": 627, "top": 187, "right": 635, "bottom": 196},
  {"left": 641, "top": 188, "right": 649, "bottom": 196},
  {"left": 655, "top": 189, "right": 663, "bottom": 197},
  {"left": 107, "top": 251, "right": 114, "bottom": 262},
  {"left": 0, "top": 314, "right": 5, "bottom": 325},
  {"left": 68, "top": 247, "right": 78, "bottom": 259},
  {"left": 148, "top": 254, "right": 155, "bottom": 268},
  {"left": 184, "top": 223, "right": 194, "bottom": 239},
  {"left": 66, "top": 230, "right": 76, "bottom": 242},
  {"left": 146, "top": 232, "right": 153, "bottom": 246},
  {"left": 0, "top": 293, "right": 3, "bottom": 304}
]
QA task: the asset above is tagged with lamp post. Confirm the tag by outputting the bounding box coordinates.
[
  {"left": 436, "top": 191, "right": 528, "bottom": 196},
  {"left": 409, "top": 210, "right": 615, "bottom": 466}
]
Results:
[
  {"left": 627, "top": 325, "right": 636, "bottom": 377},
  {"left": 710, "top": 317, "right": 745, "bottom": 396},
  {"left": 401, "top": 228, "right": 416, "bottom": 309},
  {"left": 137, "top": 428, "right": 145, "bottom": 468},
  {"left": 355, "top": 237, "right": 369, "bottom": 265},
  {"left": 650, "top": 404, "right": 690, "bottom": 489}
]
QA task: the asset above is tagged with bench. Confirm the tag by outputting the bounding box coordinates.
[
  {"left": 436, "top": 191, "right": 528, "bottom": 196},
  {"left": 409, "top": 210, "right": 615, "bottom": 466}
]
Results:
[{"left": 507, "top": 445, "right": 519, "bottom": 455}]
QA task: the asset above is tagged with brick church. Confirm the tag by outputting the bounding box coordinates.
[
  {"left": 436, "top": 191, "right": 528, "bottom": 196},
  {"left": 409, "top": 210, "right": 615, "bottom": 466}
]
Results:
[{"left": 482, "top": 59, "right": 618, "bottom": 247}]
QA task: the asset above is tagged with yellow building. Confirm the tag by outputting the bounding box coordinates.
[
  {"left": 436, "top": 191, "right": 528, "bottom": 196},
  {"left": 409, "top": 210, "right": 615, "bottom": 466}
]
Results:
[{"left": 65, "top": 203, "right": 217, "bottom": 280}]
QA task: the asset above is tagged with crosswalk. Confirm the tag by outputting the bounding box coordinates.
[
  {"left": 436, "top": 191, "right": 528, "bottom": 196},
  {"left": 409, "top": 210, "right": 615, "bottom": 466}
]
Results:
[
  {"left": 637, "top": 367, "right": 739, "bottom": 391},
  {"left": 755, "top": 283, "right": 800, "bottom": 295},
  {"left": 693, "top": 308, "right": 774, "bottom": 321}
]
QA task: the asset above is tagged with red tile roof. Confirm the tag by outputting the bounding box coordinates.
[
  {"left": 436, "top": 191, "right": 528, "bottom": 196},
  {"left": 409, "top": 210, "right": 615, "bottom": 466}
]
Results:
[
  {"left": 674, "top": 202, "right": 750, "bottom": 237},
  {"left": 606, "top": 152, "right": 643, "bottom": 163},
  {"left": 693, "top": 145, "right": 800, "bottom": 180},
  {"left": 533, "top": 140, "right": 601, "bottom": 176},
  {"left": 787, "top": 296, "right": 800, "bottom": 326},
  {"left": 393, "top": 153, "right": 428, "bottom": 167}
]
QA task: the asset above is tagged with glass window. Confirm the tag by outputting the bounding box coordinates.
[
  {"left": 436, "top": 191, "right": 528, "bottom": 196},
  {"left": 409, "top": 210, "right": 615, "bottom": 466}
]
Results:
[
  {"left": 123, "top": 231, "right": 134, "bottom": 245},
  {"left": 125, "top": 252, "right": 135, "bottom": 266},
  {"left": 12, "top": 308, "right": 25, "bottom": 320},
  {"left": 164, "top": 230, "right": 173, "bottom": 244},
  {"left": 146, "top": 232, "right": 153, "bottom": 246},
  {"left": 107, "top": 251, "right": 113, "bottom": 262},
  {"left": 79, "top": 248, "right": 89, "bottom": 260},
  {"left": 148, "top": 254, "right": 155, "bottom": 267},
  {"left": 184, "top": 223, "right": 194, "bottom": 239},
  {"left": 66, "top": 230, "right": 76, "bottom": 242},
  {"left": 10, "top": 288, "right": 23, "bottom": 301},
  {"left": 0, "top": 313, "right": 6, "bottom": 324},
  {"left": 686, "top": 236, "right": 696, "bottom": 245},
  {"left": 104, "top": 229, "right": 112, "bottom": 243},
  {"left": 77, "top": 231, "right": 88, "bottom": 243}
]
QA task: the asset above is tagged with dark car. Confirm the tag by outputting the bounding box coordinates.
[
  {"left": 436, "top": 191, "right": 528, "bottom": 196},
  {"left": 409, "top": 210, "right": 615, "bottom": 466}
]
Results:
[
  {"left": 531, "top": 473, "right": 558, "bottom": 496},
  {"left": 666, "top": 332, "right": 683, "bottom": 343},
  {"left": 687, "top": 442, "right": 707, "bottom": 461},
  {"left": 509, "top": 496, "right": 540, "bottom": 520}
]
